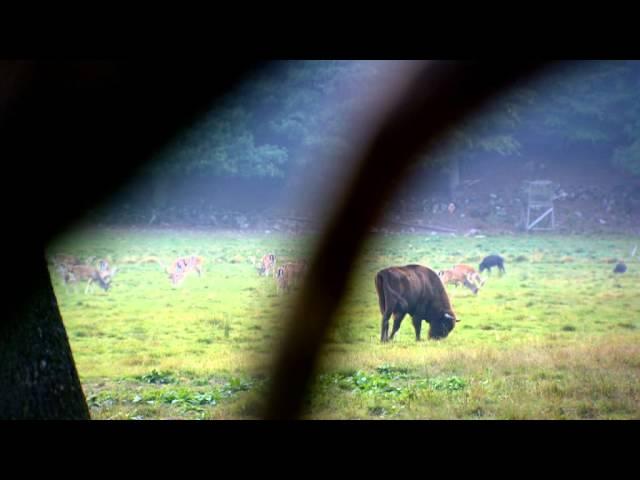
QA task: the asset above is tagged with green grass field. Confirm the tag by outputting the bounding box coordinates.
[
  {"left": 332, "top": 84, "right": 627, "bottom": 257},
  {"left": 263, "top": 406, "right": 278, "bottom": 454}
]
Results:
[{"left": 46, "top": 227, "right": 640, "bottom": 419}]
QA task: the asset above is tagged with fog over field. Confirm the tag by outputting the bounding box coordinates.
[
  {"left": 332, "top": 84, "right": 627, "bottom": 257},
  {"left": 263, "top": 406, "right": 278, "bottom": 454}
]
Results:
[{"left": 46, "top": 61, "right": 640, "bottom": 419}]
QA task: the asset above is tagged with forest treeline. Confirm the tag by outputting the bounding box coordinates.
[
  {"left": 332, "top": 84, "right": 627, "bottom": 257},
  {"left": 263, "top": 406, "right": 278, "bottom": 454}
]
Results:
[{"left": 150, "top": 60, "right": 640, "bottom": 180}]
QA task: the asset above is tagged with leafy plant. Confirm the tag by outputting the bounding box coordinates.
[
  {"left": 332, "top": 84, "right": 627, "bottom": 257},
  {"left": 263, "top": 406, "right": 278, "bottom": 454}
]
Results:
[
  {"left": 137, "top": 369, "right": 177, "bottom": 385},
  {"left": 418, "top": 376, "right": 467, "bottom": 392}
]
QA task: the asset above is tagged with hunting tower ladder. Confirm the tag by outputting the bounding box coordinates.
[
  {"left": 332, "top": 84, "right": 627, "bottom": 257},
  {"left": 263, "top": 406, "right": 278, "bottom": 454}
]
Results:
[{"left": 526, "top": 180, "right": 555, "bottom": 231}]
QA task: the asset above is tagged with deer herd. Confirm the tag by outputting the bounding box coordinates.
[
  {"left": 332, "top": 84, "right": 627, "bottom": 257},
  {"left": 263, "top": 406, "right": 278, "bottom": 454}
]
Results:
[
  {"left": 257, "top": 253, "right": 308, "bottom": 293},
  {"left": 50, "top": 247, "right": 515, "bottom": 343},
  {"left": 46, "top": 241, "right": 635, "bottom": 345},
  {"left": 49, "top": 253, "right": 206, "bottom": 293},
  {"left": 48, "top": 251, "right": 311, "bottom": 295},
  {"left": 49, "top": 248, "right": 505, "bottom": 299}
]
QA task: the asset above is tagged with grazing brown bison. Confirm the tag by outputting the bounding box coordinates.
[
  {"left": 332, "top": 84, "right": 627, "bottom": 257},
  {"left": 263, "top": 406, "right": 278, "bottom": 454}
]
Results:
[{"left": 375, "top": 264, "right": 458, "bottom": 342}]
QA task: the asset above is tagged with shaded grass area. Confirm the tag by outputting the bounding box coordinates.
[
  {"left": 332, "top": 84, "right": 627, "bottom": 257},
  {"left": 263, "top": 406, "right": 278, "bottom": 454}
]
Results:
[{"left": 47, "top": 227, "right": 640, "bottom": 419}]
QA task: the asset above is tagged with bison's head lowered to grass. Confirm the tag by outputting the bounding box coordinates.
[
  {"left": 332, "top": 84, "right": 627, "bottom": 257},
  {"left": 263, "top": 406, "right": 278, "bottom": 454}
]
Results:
[
  {"left": 428, "top": 311, "right": 457, "bottom": 340},
  {"left": 375, "top": 264, "right": 458, "bottom": 342}
]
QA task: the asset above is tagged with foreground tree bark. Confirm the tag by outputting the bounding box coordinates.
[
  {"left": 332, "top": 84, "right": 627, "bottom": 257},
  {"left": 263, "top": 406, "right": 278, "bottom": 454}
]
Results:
[
  {"left": 0, "top": 60, "right": 258, "bottom": 419},
  {"left": 448, "top": 156, "right": 461, "bottom": 199},
  {"left": 0, "top": 254, "right": 90, "bottom": 419}
]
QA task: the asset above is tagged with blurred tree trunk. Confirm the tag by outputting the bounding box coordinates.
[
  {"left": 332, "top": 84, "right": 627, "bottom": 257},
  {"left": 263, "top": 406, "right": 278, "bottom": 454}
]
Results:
[
  {"left": 0, "top": 60, "right": 261, "bottom": 420},
  {"left": 0, "top": 254, "right": 90, "bottom": 419},
  {"left": 152, "top": 169, "right": 169, "bottom": 210},
  {"left": 448, "top": 156, "right": 460, "bottom": 198}
]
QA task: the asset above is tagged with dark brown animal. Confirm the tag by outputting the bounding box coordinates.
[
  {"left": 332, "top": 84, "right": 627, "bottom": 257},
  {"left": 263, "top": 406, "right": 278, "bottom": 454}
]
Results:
[
  {"left": 375, "top": 264, "right": 458, "bottom": 342},
  {"left": 479, "top": 255, "right": 505, "bottom": 275},
  {"left": 613, "top": 261, "right": 627, "bottom": 274}
]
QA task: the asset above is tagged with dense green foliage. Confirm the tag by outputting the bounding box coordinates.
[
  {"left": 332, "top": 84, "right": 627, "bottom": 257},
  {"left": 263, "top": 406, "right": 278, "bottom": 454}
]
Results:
[
  {"left": 48, "top": 228, "right": 640, "bottom": 419},
  {"left": 154, "top": 61, "right": 387, "bottom": 178},
  {"left": 150, "top": 60, "right": 640, "bottom": 180}
]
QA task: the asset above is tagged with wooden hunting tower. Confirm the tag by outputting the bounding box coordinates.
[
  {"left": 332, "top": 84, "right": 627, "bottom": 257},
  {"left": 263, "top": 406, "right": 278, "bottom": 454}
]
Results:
[{"left": 526, "top": 180, "right": 555, "bottom": 231}]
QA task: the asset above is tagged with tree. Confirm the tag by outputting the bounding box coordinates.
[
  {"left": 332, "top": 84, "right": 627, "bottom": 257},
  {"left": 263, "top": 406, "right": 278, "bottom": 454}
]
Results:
[
  {"left": 613, "top": 139, "right": 640, "bottom": 175},
  {"left": 0, "top": 59, "right": 260, "bottom": 419},
  {"left": 148, "top": 60, "right": 640, "bottom": 193},
  {"left": 153, "top": 106, "right": 288, "bottom": 178},
  {"left": 0, "top": 255, "right": 90, "bottom": 419},
  {"left": 416, "top": 86, "right": 532, "bottom": 194},
  {"left": 426, "top": 61, "right": 640, "bottom": 183},
  {"left": 522, "top": 60, "right": 640, "bottom": 174},
  {"left": 150, "top": 61, "right": 390, "bottom": 181}
]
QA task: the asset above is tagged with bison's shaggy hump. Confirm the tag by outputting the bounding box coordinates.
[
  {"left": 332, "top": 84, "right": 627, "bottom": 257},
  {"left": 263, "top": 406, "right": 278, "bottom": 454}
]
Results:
[{"left": 375, "top": 264, "right": 456, "bottom": 342}]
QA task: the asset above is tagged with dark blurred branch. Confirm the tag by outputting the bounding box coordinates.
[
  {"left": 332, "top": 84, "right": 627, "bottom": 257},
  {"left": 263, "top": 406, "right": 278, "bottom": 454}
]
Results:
[{"left": 264, "top": 61, "right": 553, "bottom": 420}]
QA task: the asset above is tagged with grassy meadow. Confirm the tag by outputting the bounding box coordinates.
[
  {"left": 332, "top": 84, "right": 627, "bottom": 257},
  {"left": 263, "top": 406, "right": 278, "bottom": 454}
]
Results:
[{"left": 46, "top": 227, "right": 640, "bottom": 419}]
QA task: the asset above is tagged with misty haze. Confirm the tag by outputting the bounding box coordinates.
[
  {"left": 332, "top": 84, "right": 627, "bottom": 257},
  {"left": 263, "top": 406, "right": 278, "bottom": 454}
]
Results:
[{"left": 46, "top": 60, "right": 640, "bottom": 419}]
